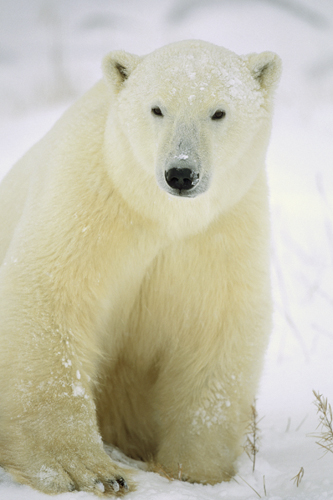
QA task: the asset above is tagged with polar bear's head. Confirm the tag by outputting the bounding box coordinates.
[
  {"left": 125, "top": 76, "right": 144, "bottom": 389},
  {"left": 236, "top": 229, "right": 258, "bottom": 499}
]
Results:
[{"left": 102, "top": 40, "right": 281, "bottom": 235}]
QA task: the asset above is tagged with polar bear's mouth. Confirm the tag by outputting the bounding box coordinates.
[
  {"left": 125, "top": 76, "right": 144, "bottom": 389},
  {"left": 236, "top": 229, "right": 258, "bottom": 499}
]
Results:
[{"left": 164, "top": 167, "right": 200, "bottom": 197}]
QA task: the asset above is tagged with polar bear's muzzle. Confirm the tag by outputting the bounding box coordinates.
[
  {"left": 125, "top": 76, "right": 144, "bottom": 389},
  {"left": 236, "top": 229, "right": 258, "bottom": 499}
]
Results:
[{"left": 157, "top": 125, "right": 209, "bottom": 198}]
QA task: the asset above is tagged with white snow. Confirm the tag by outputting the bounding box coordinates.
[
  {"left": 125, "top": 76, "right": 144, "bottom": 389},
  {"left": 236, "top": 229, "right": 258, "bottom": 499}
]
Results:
[
  {"left": 71, "top": 382, "right": 86, "bottom": 398},
  {"left": 36, "top": 467, "right": 60, "bottom": 488},
  {"left": 0, "top": 0, "right": 333, "bottom": 499},
  {"left": 62, "top": 358, "right": 72, "bottom": 368}
]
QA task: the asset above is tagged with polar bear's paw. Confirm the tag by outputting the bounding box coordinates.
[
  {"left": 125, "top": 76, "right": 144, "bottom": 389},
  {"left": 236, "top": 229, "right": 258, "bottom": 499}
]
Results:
[{"left": 7, "top": 448, "right": 132, "bottom": 496}]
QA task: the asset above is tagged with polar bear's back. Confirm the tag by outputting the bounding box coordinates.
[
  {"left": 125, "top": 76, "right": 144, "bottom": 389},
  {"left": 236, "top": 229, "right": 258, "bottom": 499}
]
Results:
[
  {"left": 0, "top": 81, "right": 110, "bottom": 265},
  {"left": 0, "top": 159, "right": 32, "bottom": 264}
]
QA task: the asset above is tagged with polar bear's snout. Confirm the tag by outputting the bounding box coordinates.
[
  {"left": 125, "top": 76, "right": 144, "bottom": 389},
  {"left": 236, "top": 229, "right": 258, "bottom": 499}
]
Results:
[{"left": 165, "top": 167, "right": 199, "bottom": 192}]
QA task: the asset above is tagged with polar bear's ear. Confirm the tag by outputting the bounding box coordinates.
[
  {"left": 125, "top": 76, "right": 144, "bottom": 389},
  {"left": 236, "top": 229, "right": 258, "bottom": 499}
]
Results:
[
  {"left": 102, "top": 50, "right": 142, "bottom": 92},
  {"left": 244, "top": 52, "right": 282, "bottom": 94}
]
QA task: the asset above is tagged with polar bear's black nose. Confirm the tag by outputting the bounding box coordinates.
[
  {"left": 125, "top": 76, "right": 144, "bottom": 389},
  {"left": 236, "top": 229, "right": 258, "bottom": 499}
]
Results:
[{"left": 165, "top": 168, "right": 199, "bottom": 191}]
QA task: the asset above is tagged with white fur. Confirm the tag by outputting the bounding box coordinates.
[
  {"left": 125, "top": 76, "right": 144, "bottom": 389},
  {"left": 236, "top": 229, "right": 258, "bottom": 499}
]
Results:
[{"left": 0, "top": 40, "right": 281, "bottom": 494}]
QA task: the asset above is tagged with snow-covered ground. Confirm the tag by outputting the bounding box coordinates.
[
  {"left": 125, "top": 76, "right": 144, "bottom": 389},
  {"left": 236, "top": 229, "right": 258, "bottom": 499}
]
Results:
[{"left": 1, "top": 1, "right": 333, "bottom": 498}]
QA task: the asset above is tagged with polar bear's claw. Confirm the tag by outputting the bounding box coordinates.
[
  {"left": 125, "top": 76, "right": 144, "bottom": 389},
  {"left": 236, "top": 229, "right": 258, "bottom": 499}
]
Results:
[{"left": 115, "top": 476, "right": 129, "bottom": 491}]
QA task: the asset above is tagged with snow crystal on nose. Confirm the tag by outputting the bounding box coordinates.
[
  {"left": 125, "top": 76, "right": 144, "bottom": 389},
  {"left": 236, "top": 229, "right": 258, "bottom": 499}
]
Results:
[{"left": 175, "top": 154, "right": 189, "bottom": 160}]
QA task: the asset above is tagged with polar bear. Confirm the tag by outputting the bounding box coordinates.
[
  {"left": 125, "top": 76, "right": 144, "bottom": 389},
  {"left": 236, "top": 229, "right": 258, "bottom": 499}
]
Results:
[{"left": 0, "top": 40, "right": 281, "bottom": 495}]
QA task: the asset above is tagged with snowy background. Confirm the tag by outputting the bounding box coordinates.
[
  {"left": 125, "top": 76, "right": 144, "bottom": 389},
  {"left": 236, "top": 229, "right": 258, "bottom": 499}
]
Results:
[{"left": 0, "top": 0, "right": 333, "bottom": 498}]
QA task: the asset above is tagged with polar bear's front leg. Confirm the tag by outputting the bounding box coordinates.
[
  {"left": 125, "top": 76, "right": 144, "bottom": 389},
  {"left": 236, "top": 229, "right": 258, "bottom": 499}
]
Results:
[
  {"left": 154, "top": 360, "right": 249, "bottom": 484},
  {"left": 0, "top": 255, "right": 135, "bottom": 496},
  {"left": 0, "top": 313, "right": 132, "bottom": 495}
]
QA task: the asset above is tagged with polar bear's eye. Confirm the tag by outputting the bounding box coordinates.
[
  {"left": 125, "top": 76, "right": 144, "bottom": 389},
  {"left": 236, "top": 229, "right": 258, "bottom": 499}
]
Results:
[
  {"left": 151, "top": 107, "right": 163, "bottom": 117},
  {"left": 211, "top": 110, "right": 226, "bottom": 120}
]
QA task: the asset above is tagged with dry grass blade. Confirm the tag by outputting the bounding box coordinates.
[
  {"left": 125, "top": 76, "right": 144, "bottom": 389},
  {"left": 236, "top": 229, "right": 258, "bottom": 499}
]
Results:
[
  {"left": 237, "top": 475, "right": 262, "bottom": 498},
  {"left": 291, "top": 467, "right": 304, "bottom": 487},
  {"left": 244, "top": 401, "right": 262, "bottom": 472},
  {"left": 149, "top": 462, "right": 173, "bottom": 481},
  {"left": 312, "top": 390, "right": 333, "bottom": 455}
]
